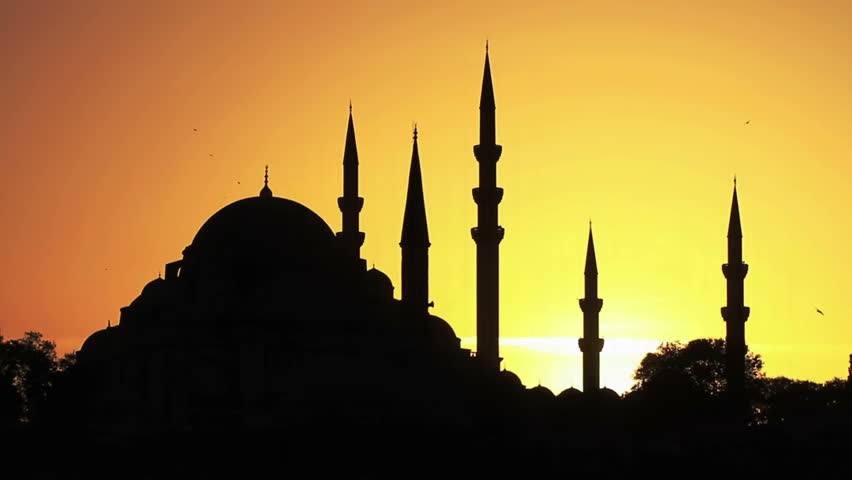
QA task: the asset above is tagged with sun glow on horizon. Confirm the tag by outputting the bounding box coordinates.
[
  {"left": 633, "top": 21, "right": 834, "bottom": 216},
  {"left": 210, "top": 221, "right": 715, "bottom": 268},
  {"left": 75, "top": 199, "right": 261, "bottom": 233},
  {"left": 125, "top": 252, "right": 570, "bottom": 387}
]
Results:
[{"left": 461, "top": 336, "right": 663, "bottom": 394}]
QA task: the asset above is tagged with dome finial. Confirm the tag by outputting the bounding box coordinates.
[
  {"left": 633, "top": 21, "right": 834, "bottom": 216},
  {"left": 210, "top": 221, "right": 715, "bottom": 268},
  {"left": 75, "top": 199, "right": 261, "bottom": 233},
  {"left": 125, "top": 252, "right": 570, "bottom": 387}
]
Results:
[{"left": 260, "top": 165, "right": 273, "bottom": 198}]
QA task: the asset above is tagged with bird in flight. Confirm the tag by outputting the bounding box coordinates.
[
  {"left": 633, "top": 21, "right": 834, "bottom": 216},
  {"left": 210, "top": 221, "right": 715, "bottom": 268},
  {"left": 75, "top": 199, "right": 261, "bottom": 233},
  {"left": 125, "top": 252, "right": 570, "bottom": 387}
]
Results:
[
  {"left": 193, "top": 128, "right": 198, "bottom": 131},
  {"left": 745, "top": 120, "right": 750, "bottom": 125},
  {"left": 816, "top": 308, "right": 824, "bottom": 315}
]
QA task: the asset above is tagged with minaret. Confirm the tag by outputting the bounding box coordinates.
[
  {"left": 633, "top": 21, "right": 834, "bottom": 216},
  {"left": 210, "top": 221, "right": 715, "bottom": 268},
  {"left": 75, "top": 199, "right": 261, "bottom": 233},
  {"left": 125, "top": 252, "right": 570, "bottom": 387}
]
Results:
[
  {"left": 578, "top": 224, "right": 604, "bottom": 395},
  {"left": 721, "top": 180, "right": 750, "bottom": 407},
  {"left": 400, "top": 125, "right": 430, "bottom": 318},
  {"left": 336, "top": 103, "right": 365, "bottom": 267},
  {"left": 472, "top": 44, "right": 504, "bottom": 371}
]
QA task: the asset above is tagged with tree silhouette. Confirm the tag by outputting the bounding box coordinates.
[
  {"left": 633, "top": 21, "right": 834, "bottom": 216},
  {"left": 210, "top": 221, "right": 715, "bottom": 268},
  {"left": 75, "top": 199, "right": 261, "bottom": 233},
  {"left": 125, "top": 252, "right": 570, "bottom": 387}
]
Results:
[
  {"left": 755, "top": 376, "right": 851, "bottom": 426},
  {"left": 0, "top": 331, "right": 58, "bottom": 422},
  {"left": 631, "top": 338, "right": 764, "bottom": 397}
]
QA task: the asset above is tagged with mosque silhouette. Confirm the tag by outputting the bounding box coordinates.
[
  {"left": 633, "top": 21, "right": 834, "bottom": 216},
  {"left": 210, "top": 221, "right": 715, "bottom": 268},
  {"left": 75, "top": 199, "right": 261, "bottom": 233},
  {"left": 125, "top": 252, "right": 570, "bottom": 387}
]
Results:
[{"left": 72, "top": 49, "right": 750, "bottom": 433}]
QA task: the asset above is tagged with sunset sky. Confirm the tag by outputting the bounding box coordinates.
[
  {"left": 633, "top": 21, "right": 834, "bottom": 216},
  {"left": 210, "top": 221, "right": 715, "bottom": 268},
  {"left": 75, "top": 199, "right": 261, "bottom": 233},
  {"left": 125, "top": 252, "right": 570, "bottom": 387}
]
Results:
[{"left": 1, "top": 1, "right": 850, "bottom": 394}]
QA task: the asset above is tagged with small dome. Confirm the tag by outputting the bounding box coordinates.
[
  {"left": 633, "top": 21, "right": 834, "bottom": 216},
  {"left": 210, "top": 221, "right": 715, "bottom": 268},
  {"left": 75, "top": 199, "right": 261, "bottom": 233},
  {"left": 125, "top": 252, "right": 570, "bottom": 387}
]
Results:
[
  {"left": 498, "top": 370, "right": 524, "bottom": 390},
  {"left": 130, "top": 277, "right": 167, "bottom": 307},
  {"left": 426, "top": 314, "right": 459, "bottom": 350},
  {"left": 528, "top": 385, "right": 556, "bottom": 400},
  {"left": 600, "top": 387, "right": 621, "bottom": 402},
  {"left": 79, "top": 326, "right": 122, "bottom": 361},
  {"left": 557, "top": 387, "right": 583, "bottom": 401},
  {"left": 364, "top": 268, "right": 394, "bottom": 300}
]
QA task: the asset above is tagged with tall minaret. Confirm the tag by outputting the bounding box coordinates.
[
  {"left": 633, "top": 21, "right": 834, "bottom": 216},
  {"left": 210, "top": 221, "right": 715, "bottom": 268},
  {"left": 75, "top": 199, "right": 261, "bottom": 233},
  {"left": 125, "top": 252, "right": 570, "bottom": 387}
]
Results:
[
  {"left": 336, "top": 103, "right": 365, "bottom": 268},
  {"left": 578, "top": 224, "right": 604, "bottom": 395},
  {"left": 472, "top": 44, "right": 504, "bottom": 371},
  {"left": 400, "top": 126, "right": 430, "bottom": 318},
  {"left": 721, "top": 180, "right": 750, "bottom": 406}
]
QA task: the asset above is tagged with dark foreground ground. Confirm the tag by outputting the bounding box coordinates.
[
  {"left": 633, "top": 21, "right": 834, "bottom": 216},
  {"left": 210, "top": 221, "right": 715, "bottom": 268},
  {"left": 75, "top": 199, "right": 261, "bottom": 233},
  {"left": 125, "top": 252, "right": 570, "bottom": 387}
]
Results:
[{"left": 4, "top": 418, "right": 850, "bottom": 479}]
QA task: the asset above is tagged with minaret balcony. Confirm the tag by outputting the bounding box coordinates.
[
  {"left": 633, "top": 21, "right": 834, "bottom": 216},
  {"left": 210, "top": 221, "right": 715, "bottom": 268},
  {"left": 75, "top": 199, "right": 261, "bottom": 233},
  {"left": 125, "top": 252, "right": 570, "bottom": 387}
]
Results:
[
  {"left": 335, "top": 230, "right": 365, "bottom": 247},
  {"left": 721, "top": 306, "right": 751, "bottom": 322},
  {"left": 472, "top": 187, "right": 504, "bottom": 205},
  {"left": 470, "top": 226, "right": 505, "bottom": 244},
  {"left": 722, "top": 262, "right": 749, "bottom": 279},
  {"left": 578, "top": 337, "right": 604, "bottom": 353},
  {"left": 337, "top": 196, "right": 364, "bottom": 212},
  {"left": 579, "top": 297, "right": 603, "bottom": 312},
  {"left": 473, "top": 144, "right": 503, "bottom": 162}
]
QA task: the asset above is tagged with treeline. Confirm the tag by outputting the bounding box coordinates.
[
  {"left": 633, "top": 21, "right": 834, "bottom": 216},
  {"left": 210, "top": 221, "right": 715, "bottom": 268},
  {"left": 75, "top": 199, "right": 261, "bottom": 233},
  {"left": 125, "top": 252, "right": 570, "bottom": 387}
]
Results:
[
  {"left": 0, "top": 331, "right": 75, "bottom": 425},
  {"left": 623, "top": 338, "right": 851, "bottom": 427},
  {"left": 0, "top": 332, "right": 849, "bottom": 429}
]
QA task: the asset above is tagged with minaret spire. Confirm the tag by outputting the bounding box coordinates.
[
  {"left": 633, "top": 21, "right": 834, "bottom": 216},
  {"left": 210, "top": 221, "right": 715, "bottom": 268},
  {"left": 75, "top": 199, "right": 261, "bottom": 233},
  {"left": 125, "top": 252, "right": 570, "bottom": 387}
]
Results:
[
  {"left": 472, "top": 45, "right": 504, "bottom": 371},
  {"left": 259, "top": 165, "right": 272, "bottom": 197},
  {"left": 579, "top": 224, "right": 604, "bottom": 395},
  {"left": 401, "top": 125, "right": 430, "bottom": 318},
  {"left": 721, "top": 180, "right": 750, "bottom": 415},
  {"left": 336, "top": 104, "right": 365, "bottom": 267}
]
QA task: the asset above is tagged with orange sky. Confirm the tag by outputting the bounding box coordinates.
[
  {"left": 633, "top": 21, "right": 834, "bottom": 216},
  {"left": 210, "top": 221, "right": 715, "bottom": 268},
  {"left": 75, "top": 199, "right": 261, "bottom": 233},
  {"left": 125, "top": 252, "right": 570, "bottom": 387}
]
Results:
[{"left": 1, "top": 1, "right": 850, "bottom": 394}]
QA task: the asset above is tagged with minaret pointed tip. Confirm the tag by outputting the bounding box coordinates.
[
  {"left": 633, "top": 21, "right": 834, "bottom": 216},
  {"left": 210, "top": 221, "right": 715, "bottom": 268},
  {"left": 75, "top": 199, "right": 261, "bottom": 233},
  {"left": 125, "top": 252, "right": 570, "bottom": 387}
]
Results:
[
  {"left": 401, "top": 125, "right": 429, "bottom": 247},
  {"left": 585, "top": 224, "right": 598, "bottom": 275},
  {"left": 727, "top": 179, "right": 742, "bottom": 238}
]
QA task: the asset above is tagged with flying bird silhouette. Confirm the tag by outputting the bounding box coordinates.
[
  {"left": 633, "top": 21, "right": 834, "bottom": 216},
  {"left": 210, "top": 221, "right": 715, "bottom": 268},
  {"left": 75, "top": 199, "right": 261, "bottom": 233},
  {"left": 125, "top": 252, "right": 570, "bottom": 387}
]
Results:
[
  {"left": 193, "top": 128, "right": 198, "bottom": 131},
  {"left": 816, "top": 308, "right": 824, "bottom": 315},
  {"left": 745, "top": 120, "right": 750, "bottom": 125}
]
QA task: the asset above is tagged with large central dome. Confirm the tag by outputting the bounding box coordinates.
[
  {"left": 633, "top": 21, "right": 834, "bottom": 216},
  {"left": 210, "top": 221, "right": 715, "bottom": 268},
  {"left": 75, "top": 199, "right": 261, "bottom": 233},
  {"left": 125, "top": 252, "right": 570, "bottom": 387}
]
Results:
[
  {"left": 180, "top": 193, "right": 342, "bottom": 287},
  {"left": 190, "top": 196, "right": 335, "bottom": 254}
]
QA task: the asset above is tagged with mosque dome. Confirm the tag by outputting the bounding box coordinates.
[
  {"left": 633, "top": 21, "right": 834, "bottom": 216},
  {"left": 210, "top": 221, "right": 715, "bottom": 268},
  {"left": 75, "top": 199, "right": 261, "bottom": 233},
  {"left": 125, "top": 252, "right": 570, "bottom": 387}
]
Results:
[
  {"left": 364, "top": 267, "right": 394, "bottom": 300},
  {"left": 556, "top": 387, "right": 583, "bottom": 401},
  {"left": 180, "top": 192, "right": 341, "bottom": 283},
  {"left": 599, "top": 387, "right": 621, "bottom": 403},
  {"left": 497, "top": 370, "right": 524, "bottom": 390},
  {"left": 79, "top": 326, "right": 122, "bottom": 361},
  {"left": 189, "top": 196, "right": 334, "bottom": 257},
  {"left": 426, "top": 314, "right": 460, "bottom": 350},
  {"left": 130, "top": 277, "right": 167, "bottom": 307},
  {"left": 528, "top": 385, "right": 555, "bottom": 398}
]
